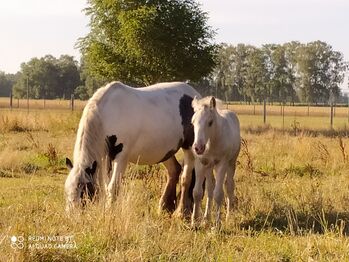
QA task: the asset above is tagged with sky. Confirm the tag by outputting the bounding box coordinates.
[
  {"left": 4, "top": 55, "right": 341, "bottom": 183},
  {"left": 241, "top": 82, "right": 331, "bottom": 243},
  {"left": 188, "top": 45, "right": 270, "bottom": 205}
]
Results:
[{"left": 0, "top": 0, "right": 348, "bottom": 87}]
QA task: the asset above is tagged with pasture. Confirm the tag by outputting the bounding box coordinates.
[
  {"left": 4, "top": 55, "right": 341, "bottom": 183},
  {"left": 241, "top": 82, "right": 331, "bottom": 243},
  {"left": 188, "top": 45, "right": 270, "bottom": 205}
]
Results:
[{"left": 1, "top": 105, "right": 349, "bottom": 261}]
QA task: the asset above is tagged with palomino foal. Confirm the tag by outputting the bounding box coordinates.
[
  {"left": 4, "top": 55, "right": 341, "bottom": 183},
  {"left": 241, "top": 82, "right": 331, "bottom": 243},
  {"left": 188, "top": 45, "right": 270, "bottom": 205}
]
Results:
[{"left": 191, "top": 96, "right": 240, "bottom": 226}]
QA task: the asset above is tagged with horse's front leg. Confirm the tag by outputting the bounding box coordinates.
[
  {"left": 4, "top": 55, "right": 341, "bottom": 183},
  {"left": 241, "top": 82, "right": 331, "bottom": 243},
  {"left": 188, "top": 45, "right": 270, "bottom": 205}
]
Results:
[
  {"left": 191, "top": 159, "right": 208, "bottom": 227},
  {"left": 106, "top": 157, "right": 128, "bottom": 208},
  {"left": 203, "top": 167, "right": 214, "bottom": 224},
  {"left": 174, "top": 149, "right": 194, "bottom": 218},
  {"left": 213, "top": 162, "right": 228, "bottom": 227}
]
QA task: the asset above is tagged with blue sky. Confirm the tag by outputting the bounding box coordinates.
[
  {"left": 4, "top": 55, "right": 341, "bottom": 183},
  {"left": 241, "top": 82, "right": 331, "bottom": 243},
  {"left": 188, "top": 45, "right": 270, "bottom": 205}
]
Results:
[{"left": 0, "top": 0, "right": 348, "bottom": 87}]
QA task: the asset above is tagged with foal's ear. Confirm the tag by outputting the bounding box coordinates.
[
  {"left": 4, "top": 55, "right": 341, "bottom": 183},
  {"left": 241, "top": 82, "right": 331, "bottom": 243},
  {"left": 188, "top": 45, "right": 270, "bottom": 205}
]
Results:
[
  {"left": 66, "top": 158, "right": 73, "bottom": 170},
  {"left": 210, "top": 96, "right": 216, "bottom": 109},
  {"left": 192, "top": 96, "right": 199, "bottom": 109}
]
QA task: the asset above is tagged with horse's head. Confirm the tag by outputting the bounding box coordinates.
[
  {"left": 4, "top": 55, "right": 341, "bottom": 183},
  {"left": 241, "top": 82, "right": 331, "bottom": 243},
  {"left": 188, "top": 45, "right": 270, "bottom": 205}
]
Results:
[
  {"left": 191, "top": 96, "right": 217, "bottom": 155},
  {"left": 64, "top": 158, "right": 97, "bottom": 212}
]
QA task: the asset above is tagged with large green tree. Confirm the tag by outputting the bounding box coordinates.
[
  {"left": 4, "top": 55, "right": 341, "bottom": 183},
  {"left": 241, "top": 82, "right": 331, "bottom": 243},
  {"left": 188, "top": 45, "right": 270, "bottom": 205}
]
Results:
[{"left": 79, "top": 0, "right": 216, "bottom": 85}]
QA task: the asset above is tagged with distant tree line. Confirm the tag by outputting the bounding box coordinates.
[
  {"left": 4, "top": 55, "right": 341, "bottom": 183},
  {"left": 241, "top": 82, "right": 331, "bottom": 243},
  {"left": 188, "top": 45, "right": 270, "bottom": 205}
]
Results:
[
  {"left": 0, "top": 40, "right": 348, "bottom": 104},
  {"left": 201, "top": 41, "right": 348, "bottom": 104}
]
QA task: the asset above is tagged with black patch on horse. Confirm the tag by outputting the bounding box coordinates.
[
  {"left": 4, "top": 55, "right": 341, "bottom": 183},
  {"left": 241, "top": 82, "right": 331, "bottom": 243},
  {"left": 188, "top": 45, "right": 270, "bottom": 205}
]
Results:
[
  {"left": 106, "top": 135, "right": 123, "bottom": 159},
  {"left": 81, "top": 161, "right": 98, "bottom": 205},
  {"left": 106, "top": 135, "right": 124, "bottom": 172},
  {"left": 179, "top": 94, "right": 195, "bottom": 149}
]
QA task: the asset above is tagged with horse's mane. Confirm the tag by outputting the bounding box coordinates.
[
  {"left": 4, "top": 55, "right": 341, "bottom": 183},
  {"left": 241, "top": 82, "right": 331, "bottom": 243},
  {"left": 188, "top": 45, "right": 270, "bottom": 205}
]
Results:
[{"left": 73, "top": 82, "right": 122, "bottom": 173}]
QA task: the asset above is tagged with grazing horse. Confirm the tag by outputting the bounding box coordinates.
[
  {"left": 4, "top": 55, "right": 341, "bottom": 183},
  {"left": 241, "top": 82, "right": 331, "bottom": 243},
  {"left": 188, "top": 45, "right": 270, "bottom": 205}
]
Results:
[
  {"left": 64, "top": 81, "right": 199, "bottom": 215},
  {"left": 190, "top": 96, "right": 240, "bottom": 227}
]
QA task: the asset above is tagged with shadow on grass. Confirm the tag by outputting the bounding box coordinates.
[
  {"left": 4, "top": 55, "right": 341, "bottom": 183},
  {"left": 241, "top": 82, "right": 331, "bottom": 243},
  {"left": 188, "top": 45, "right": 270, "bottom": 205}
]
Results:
[
  {"left": 240, "top": 209, "right": 349, "bottom": 235},
  {"left": 242, "top": 125, "right": 349, "bottom": 138}
]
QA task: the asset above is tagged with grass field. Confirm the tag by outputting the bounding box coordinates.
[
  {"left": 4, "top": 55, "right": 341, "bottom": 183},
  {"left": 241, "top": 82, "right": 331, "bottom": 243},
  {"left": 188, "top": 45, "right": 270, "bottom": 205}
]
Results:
[{"left": 1, "top": 107, "right": 349, "bottom": 261}]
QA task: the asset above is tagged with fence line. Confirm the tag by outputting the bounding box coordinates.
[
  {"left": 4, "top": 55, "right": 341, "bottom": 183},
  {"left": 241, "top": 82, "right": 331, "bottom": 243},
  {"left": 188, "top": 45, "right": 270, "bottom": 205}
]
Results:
[
  {"left": 1, "top": 96, "right": 349, "bottom": 130},
  {"left": 0, "top": 97, "right": 86, "bottom": 111}
]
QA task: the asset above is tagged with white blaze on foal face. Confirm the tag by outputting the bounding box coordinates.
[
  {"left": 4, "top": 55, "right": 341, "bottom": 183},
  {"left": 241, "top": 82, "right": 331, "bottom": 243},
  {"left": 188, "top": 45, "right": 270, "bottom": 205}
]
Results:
[{"left": 191, "top": 105, "right": 214, "bottom": 155}]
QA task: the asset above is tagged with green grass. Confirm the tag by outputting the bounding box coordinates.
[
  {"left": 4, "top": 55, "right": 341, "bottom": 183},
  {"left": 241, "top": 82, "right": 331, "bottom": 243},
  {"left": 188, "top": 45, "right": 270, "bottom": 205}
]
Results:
[{"left": 1, "top": 108, "right": 349, "bottom": 261}]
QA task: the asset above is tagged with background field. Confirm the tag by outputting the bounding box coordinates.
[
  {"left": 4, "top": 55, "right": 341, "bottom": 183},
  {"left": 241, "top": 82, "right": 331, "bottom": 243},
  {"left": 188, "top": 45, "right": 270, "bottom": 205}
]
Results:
[{"left": 1, "top": 104, "right": 349, "bottom": 261}]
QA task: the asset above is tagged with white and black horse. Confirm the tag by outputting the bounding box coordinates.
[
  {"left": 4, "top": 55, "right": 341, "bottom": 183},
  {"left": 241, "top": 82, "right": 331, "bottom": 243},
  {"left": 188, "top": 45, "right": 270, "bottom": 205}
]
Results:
[{"left": 65, "top": 81, "right": 199, "bottom": 215}]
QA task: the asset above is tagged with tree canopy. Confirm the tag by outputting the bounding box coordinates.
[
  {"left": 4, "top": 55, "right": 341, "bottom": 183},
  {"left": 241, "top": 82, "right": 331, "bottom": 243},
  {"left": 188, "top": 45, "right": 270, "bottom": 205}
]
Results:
[
  {"left": 210, "top": 41, "right": 348, "bottom": 104},
  {"left": 78, "top": 0, "right": 217, "bottom": 86},
  {"left": 13, "top": 55, "right": 81, "bottom": 99},
  {"left": 0, "top": 72, "right": 16, "bottom": 97}
]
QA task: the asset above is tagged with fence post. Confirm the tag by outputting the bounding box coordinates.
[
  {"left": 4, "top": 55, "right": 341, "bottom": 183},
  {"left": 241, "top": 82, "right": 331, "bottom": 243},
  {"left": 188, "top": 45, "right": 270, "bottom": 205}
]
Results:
[
  {"left": 347, "top": 96, "right": 349, "bottom": 123},
  {"left": 26, "top": 77, "right": 29, "bottom": 113},
  {"left": 9, "top": 91, "right": 13, "bottom": 110},
  {"left": 263, "top": 99, "right": 266, "bottom": 124},
  {"left": 281, "top": 102, "right": 285, "bottom": 133},
  {"left": 71, "top": 94, "right": 75, "bottom": 111},
  {"left": 330, "top": 102, "right": 334, "bottom": 129}
]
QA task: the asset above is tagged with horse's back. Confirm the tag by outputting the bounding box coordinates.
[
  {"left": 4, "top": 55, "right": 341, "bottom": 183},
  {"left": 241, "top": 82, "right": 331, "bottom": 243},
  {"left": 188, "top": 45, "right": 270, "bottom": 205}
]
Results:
[
  {"left": 94, "top": 81, "right": 199, "bottom": 164},
  {"left": 220, "top": 110, "right": 240, "bottom": 155}
]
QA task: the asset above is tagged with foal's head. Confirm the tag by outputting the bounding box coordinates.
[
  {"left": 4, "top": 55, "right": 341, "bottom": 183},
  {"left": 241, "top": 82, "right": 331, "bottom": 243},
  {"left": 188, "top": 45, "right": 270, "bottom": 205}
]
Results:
[
  {"left": 64, "top": 158, "right": 97, "bottom": 212},
  {"left": 191, "top": 96, "right": 218, "bottom": 155}
]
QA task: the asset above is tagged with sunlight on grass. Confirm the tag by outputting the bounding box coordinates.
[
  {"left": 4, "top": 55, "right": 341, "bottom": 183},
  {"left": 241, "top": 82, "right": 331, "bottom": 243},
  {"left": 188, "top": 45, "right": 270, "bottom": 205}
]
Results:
[{"left": 1, "top": 107, "right": 349, "bottom": 260}]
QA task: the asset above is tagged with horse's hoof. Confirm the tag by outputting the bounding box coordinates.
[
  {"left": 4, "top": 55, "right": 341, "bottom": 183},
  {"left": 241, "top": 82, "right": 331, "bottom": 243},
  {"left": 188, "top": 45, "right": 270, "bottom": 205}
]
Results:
[
  {"left": 191, "top": 221, "right": 199, "bottom": 230},
  {"left": 173, "top": 209, "right": 185, "bottom": 219}
]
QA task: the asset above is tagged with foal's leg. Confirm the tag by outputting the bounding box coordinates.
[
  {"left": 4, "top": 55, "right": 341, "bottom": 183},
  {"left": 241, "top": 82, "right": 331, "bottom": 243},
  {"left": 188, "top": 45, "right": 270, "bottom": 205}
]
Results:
[
  {"left": 191, "top": 159, "right": 208, "bottom": 227},
  {"left": 225, "top": 162, "right": 237, "bottom": 221},
  {"left": 174, "top": 149, "right": 194, "bottom": 217},
  {"left": 213, "top": 162, "right": 228, "bottom": 227},
  {"left": 106, "top": 157, "right": 128, "bottom": 208},
  {"left": 159, "top": 156, "right": 181, "bottom": 213},
  {"left": 203, "top": 167, "right": 214, "bottom": 224}
]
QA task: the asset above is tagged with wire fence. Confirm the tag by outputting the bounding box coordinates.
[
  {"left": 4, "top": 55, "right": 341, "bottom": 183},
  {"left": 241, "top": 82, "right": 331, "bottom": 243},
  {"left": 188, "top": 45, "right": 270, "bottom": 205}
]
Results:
[
  {"left": 0, "top": 96, "right": 86, "bottom": 111},
  {"left": 1, "top": 96, "right": 349, "bottom": 131}
]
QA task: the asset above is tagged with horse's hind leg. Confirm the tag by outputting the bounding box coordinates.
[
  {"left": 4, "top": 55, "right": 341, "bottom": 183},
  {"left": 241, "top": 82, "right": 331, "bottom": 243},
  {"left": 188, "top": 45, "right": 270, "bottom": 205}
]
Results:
[
  {"left": 159, "top": 156, "right": 181, "bottom": 213},
  {"left": 225, "top": 162, "right": 237, "bottom": 221}
]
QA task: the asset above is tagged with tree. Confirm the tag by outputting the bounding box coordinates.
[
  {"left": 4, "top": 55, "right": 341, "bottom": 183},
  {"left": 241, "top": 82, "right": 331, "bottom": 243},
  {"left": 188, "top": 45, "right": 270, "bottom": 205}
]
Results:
[
  {"left": 264, "top": 44, "right": 296, "bottom": 103},
  {"left": 296, "top": 41, "right": 347, "bottom": 103},
  {"left": 244, "top": 47, "right": 269, "bottom": 102},
  {"left": 13, "top": 55, "right": 81, "bottom": 99},
  {"left": 0, "top": 72, "right": 16, "bottom": 97},
  {"left": 56, "top": 55, "right": 81, "bottom": 99},
  {"left": 79, "top": 0, "right": 217, "bottom": 85}
]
